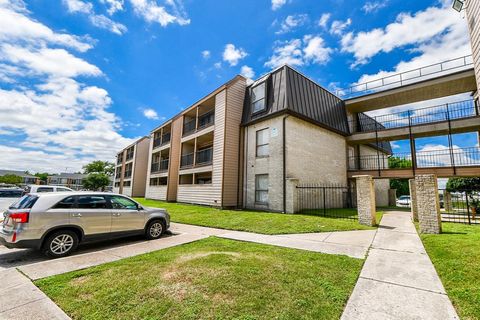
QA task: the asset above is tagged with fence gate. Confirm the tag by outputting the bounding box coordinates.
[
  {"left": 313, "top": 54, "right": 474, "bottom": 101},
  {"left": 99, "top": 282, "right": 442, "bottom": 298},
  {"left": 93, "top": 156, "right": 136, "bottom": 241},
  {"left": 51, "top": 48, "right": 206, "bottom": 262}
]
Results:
[
  {"left": 296, "top": 184, "right": 357, "bottom": 220},
  {"left": 439, "top": 189, "right": 480, "bottom": 225}
]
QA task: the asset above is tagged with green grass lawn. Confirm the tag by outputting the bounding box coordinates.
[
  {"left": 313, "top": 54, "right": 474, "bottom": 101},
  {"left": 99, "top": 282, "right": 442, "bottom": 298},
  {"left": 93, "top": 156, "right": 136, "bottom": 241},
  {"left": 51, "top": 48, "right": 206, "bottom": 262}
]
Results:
[
  {"left": 135, "top": 198, "right": 382, "bottom": 234},
  {"left": 36, "top": 237, "right": 363, "bottom": 320},
  {"left": 421, "top": 223, "right": 480, "bottom": 320}
]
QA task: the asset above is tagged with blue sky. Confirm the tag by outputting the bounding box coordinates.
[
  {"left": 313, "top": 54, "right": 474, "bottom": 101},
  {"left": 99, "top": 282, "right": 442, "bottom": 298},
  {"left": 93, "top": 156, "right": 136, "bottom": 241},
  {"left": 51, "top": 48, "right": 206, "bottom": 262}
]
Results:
[{"left": 0, "top": 0, "right": 476, "bottom": 172}]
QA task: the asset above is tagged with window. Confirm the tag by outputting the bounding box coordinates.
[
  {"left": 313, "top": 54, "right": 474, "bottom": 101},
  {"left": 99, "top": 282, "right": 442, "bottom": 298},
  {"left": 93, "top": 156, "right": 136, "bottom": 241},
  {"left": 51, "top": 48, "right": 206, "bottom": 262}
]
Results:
[
  {"left": 37, "top": 187, "right": 54, "bottom": 193},
  {"left": 251, "top": 82, "right": 266, "bottom": 113},
  {"left": 256, "top": 128, "right": 269, "bottom": 157},
  {"left": 255, "top": 174, "right": 269, "bottom": 204},
  {"left": 53, "top": 196, "right": 75, "bottom": 209},
  {"left": 195, "top": 172, "right": 212, "bottom": 184},
  {"left": 57, "top": 187, "right": 72, "bottom": 192},
  {"left": 110, "top": 196, "right": 138, "bottom": 210},
  {"left": 0, "top": 190, "right": 23, "bottom": 198},
  {"left": 77, "top": 195, "right": 108, "bottom": 209},
  {"left": 114, "top": 182, "right": 120, "bottom": 187},
  {"left": 9, "top": 195, "right": 38, "bottom": 209},
  {"left": 150, "top": 177, "right": 168, "bottom": 186},
  {"left": 123, "top": 181, "right": 131, "bottom": 187}
]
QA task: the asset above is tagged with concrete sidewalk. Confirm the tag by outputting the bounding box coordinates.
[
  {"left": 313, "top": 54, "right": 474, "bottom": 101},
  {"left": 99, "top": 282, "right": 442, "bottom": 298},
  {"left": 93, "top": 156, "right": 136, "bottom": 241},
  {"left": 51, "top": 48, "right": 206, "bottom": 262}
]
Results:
[{"left": 341, "top": 211, "right": 459, "bottom": 320}]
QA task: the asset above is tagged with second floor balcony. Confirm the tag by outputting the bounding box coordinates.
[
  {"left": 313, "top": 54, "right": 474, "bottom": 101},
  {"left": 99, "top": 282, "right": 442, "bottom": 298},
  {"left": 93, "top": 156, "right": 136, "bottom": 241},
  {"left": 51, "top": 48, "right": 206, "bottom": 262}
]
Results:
[
  {"left": 124, "top": 170, "right": 132, "bottom": 178},
  {"left": 151, "top": 159, "right": 169, "bottom": 173},
  {"left": 180, "top": 147, "right": 213, "bottom": 169}
]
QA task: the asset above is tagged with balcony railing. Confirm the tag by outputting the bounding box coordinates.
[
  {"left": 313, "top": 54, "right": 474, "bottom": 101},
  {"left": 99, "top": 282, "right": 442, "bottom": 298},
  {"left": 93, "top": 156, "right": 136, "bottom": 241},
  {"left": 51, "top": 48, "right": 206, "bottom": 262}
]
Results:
[
  {"left": 198, "top": 110, "right": 215, "bottom": 130},
  {"left": 161, "top": 133, "right": 171, "bottom": 145},
  {"left": 153, "top": 138, "right": 161, "bottom": 148},
  {"left": 348, "top": 147, "right": 480, "bottom": 171},
  {"left": 183, "top": 119, "right": 196, "bottom": 137},
  {"left": 151, "top": 159, "right": 169, "bottom": 173},
  {"left": 337, "top": 55, "right": 474, "bottom": 98},
  {"left": 126, "top": 152, "right": 134, "bottom": 161},
  {"left": 196, "top": 147, "right": 213, "bottom": 165},
  {"left": 351, "top": 100, "right": 478, "bottom": 133},
  {"left": 124, "top": 170, "right": 132, "bottom": 178},
  {"left": 153, "top": 132, "right": 171, "bottom": 149},
  {"left": 116, "top": 157, "right": 123, "bottom": 165},
  {"left": 180, "top": 153, "right": 194, "bottom": 168}
]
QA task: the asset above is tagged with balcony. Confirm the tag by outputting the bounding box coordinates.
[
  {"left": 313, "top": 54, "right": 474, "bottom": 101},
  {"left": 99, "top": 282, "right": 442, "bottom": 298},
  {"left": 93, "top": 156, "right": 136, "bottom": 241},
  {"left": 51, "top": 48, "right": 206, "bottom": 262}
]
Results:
[
  {"left": 180, "top": 153, "right": 194, "bottom": 168},
  {"left": 124, "top": 170, "right": 132, "bottom": 178},
  {"left": 198, "top": 110, "right": 215, "bottom": 130},
  {"left": 126, "top": 152, "right": 134, "bottom": 161},
  {"left": 153, "top": 132, "right": 171, "bottom": 149},
  {"left": 183, "top": 119, "right": 196, "bottom": 137},
  {"left": 151, "top": 159, "right": 169, "bottom": 173},
  {"left": 116, "top": 157, "right": 123, "bottom": 165},
  {"left": 196, "top": 147, "right": 213, "bottom": 166}
]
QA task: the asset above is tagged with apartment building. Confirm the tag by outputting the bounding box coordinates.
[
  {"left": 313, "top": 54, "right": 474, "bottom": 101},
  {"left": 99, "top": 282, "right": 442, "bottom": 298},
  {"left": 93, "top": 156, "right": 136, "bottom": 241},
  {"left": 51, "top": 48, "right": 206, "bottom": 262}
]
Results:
[
  {"left": 0, "top": 169, "right": 39, "bottom": 185},
  {"left": 113, "top": 136, "right": 150, "bottom": 197},
  {"left": 145, "top": 76, "right": 246, "bottom": 207},
  {"left": 48, "top": 173, "right": 88, "bottom": 190},
  {"left": 113, "top": 66, "right": 390, "bottom": 212}
]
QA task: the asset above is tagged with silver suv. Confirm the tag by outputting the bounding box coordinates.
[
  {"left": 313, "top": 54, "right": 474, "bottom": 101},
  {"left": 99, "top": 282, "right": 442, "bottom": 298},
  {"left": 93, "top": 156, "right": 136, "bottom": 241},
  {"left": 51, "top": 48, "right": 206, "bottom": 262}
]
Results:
[{"left": 0, "top": 192, "right": 170, "bottom": 258}]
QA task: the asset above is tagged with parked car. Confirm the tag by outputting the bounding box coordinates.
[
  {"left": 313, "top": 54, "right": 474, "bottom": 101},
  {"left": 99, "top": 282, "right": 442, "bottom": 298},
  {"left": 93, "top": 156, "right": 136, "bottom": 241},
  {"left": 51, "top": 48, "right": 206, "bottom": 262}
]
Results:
[
  {"left": 0, "top": 192, "right": 170, "bottom": 258},
  {"left": 0, "top": 188, "right": 24, "bottom": 214},
  {"left": 396, "top": 195, "right": 411, "bottom": 207},
  {"left": 24, "top": 185, "right": 74, "bottom": 194}
]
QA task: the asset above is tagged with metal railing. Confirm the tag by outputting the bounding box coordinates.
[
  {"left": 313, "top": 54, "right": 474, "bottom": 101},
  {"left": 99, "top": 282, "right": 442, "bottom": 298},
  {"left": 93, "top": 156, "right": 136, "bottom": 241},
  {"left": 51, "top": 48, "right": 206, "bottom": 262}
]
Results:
[
  {"left": 180, "top": 153, "right": 194, "bottom": 168},
  {"left": 126, "top": 152, "right": 134, "bottom": 161},
  {"left": 116, "top": 157, "right": 123, "bottom": 165},
  {"left": 183, "top": 119, "right": 196, "bottom": 137},
  {"left": 161, "top": 133, "right": 171, "bottom": 145},
  {"left": 296, "top": 184, "right": 357, "bottom": 220},
  {"left": 151, "top": 159, "right": 169, "bottom": 173},
  {"left": 351, "top": 100, "right": 477, "bottom": 133},
  {"left": 124, "top": 170, "right": 132, "bottom": 178},
  {"left": 196, "top": 147, "right": 213, "bottom": 165},
  {"left": 198, "top": 110, "right": 215, "bottom": 130},
  {"left": 337, "top": 55, "right": 474, "bottom": 98},
  {"left": 349, "top": 147, "right": 480, "bottom": 171},
  {"left": 440, "top": 189, "right": 480, "bottom": 225},
  {"left": 153, "top": 138, "right": 161, "bottom": 148}
]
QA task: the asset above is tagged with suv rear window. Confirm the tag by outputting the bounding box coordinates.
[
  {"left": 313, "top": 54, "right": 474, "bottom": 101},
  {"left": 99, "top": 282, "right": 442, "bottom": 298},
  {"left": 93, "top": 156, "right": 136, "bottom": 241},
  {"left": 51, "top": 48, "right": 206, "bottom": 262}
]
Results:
[
  {"left": 0, "top": 190, "right": 23, "bottom": 198},
  {"left": 9, "top": 195, "right": 38, "bottom": 209}
]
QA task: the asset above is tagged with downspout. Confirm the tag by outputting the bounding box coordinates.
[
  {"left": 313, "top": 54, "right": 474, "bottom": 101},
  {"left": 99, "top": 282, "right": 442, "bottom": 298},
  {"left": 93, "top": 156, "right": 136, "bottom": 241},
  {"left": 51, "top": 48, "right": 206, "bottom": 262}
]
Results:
[{"left": 283, "top": 115, "right": 289, "bottom": 213}]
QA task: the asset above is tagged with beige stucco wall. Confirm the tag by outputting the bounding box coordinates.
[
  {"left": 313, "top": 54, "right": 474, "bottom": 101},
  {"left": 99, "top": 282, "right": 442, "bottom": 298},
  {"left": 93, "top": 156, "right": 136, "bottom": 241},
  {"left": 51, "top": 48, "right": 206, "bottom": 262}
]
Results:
[{"left": 244, "top": 115, "right": 349, "bottom": 212}]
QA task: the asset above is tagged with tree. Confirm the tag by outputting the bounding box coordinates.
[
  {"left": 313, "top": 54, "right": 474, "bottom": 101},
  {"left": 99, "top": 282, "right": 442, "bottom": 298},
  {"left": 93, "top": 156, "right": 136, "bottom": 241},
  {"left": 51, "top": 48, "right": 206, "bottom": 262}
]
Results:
[
  {"left": 82, "top": 173, "right": 111, "bottom": 191},
  {"left": 388, "top": 156, "right": 412, "bottom": 197},
  {"left": 34, "top": 172, "right": 49, "bottom": 182},
  {"left": 446, "top": 177, "right": 480, "bottom": 192},
  {"left": 0, "top": 174, "right": 23, "bottom": 185},
  {"left": 83, "top": 161, "right": 115, "bottom": 176}
]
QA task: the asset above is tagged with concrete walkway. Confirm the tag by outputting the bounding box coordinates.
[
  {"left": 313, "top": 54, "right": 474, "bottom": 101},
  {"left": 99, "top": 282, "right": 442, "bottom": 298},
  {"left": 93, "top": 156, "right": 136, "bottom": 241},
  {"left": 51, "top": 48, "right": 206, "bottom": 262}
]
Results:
[{"left": 341, "top": 211, "right": 459, "bottom": 320}]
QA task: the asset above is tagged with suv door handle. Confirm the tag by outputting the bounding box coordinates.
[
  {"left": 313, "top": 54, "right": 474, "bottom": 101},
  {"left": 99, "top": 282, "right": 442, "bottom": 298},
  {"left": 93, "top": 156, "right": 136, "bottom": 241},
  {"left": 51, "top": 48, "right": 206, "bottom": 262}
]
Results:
[
  {"left": 72, "top": 213, "right": 82, "bottom": 217},
  {"left": 112, "top": 213, "right": 121, "bottom": 217}
]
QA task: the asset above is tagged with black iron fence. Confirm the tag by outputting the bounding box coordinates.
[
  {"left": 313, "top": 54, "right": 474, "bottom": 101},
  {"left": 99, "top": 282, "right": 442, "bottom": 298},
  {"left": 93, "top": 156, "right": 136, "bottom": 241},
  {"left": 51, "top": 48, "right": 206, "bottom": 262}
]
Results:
[
  {"left": 440, "top": 189, "right": 480, "bottom": 225},
  {"left": 296, "top": 184, "right": 357, "bottom": 220}
]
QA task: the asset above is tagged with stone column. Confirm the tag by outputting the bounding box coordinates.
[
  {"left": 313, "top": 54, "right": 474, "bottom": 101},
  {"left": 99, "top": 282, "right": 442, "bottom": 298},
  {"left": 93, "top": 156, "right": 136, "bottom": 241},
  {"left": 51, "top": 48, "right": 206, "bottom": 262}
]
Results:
[
  {"left": 388, "top": 189, "right": 397, "bottom": 206},
  {"left": 285, "top": 178, "right": 299, "bottom": 214},
  {"left": 415, "top": 175, "right": 442, "bottom": 234},
  {"left": 444, "top": 191, "right": 453, "bottom": 212},
  {"left": 409, "top": 179, "right": 418, "bottom": 222},
  {"left": 354, "top": 175, "right": 376, "bottom": 226}
]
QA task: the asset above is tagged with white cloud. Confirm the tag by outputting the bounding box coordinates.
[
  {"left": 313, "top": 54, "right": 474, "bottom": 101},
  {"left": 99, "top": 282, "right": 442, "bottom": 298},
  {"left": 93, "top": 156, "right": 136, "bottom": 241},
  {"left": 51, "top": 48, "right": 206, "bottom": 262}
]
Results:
[
  {"left": 265, "top": 35, "right": 332, "bottom": 68},
  {"left": 318, "top": 13, "right": 330, "bottom": 28},
  {"left": 213, "top": 62, "right": 222, "bottom": 69},
  {"left": 271, "top": 0, "right": 287, "bottom": 11},
  {"left": 101, "top": 0, "right": 124, "bottom": 15},
  {"left": 222, "top": 44, "right": 248, "bottom": 66},
  {"left": 341, "top": 3, "right": 467, "bottom": 66},
  {"left": 129, "top": 0, "right": 190, "bottom": 27},
  {"left": 143, "top": 108, "right": 159, "bottom": 119},
  {"left": 201, "top": 50, "right": 210, "bottom": 59},
  {"left": 330, "top": 18, "right": 351, "bottom": 36},
  {"left": 362, "top": 1, "right": 387, "bottom": 13},
  {"left": 303, "top": 35, "right": 332, "bottom": 64},
  {"left": 416, "top": 144, "right": 477, "bottom": 168},
  {"left": 276, "top": 14, "right": 308, "bottom": 34},
  {"left": 63, "top": 0, "right": 127, "bottom": 35},
  {"left": 0, "top": 0, "right": 135, "bottom": 173},
  {"left": 240, "top": 65, "right": 255, "bottom": 83},
  {"left": 0, "top": 1, "right": 92, "bottom": 52}
]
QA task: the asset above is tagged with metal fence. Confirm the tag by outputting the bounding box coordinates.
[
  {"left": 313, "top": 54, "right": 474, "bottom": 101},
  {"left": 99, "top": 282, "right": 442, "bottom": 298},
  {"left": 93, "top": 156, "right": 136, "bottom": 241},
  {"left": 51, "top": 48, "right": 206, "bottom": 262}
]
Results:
[
  {"left": 440, "top": 189, "right": 480, "bottom": 225},
  {"left": 296, "top": 184, "right": 357, "bottom": 220}
]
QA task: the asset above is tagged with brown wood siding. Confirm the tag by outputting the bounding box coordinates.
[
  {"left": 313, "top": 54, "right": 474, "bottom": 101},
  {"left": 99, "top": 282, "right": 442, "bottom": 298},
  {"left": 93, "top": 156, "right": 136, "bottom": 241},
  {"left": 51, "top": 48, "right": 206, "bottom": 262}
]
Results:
[
  {"left": 132, "top": 137, "right": 150, "bottom": 197},
  {"left": 467, "top": 0, "right": 480, "bottom": 91},
  {"left": 222, "top": 79, "right": 246, "bottom": 206},
  {"left": 166, "top": 116, "right": 182, "bottom": 201}
]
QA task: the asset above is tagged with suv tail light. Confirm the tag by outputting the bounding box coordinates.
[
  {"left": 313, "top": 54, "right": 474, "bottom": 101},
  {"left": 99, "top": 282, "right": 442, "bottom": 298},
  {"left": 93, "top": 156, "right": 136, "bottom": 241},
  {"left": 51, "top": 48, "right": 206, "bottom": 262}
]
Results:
[{"left": 9, "top": 212, "right": 29, "bottom": 223}]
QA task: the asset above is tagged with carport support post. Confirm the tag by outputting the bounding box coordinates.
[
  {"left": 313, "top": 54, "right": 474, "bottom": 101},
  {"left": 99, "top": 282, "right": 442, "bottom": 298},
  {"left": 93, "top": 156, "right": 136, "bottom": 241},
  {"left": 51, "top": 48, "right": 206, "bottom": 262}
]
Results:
[
  {"left": 409, "top": 179, "right": 418, "bottom": 222},
  {"left": 354, "top": 175, "right": 376, "bottom": 226},
  {"left": 415, "top": 174, "right": 442, "bottom": 234}
]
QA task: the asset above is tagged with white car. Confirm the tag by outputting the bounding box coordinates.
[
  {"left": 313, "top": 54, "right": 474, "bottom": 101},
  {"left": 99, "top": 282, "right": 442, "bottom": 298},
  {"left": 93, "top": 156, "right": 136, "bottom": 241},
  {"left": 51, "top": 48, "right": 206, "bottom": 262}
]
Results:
[
  {"left": 396, "top": 195, "right": 411, "bottom": 207},
  {"left": 25, "top": 185, "right": 73, "bottom": 193}
]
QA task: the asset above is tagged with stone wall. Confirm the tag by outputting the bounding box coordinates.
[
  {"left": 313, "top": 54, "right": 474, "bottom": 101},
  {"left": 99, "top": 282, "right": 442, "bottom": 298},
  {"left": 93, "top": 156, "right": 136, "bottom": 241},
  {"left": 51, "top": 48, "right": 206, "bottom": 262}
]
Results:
[
  {"left": 355, "top": 175, "right": 376, "bottom": 226},
  {"left": 415, "top": 175, "right": 441, "bottom": 234},
  {"left": 409, "top": 179, "right": 418, "bottom": 221}
]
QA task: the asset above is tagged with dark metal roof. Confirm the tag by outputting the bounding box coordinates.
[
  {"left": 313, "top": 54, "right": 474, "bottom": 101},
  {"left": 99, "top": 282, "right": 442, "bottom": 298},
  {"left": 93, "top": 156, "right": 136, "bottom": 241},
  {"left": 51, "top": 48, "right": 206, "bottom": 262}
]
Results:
[{"left": 242, "top": 65, "right": 350, "bottom": 135}]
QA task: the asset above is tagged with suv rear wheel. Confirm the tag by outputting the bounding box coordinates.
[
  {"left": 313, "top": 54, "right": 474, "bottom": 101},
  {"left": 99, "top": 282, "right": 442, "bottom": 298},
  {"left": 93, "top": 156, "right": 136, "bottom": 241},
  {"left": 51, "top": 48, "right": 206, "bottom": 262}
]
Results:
[
  {"left": 145, "top": 220, "right": 165, "bottom": 240},
  {"left": 43, "top": 230, "right": 79, "bottom": 258}
]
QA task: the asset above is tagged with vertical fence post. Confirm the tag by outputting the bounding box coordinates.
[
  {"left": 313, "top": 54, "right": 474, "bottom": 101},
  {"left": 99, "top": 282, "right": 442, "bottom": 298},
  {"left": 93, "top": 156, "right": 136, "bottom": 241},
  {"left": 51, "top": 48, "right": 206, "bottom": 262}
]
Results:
[
  {"left": 408, "top": 110, "right": 417, "bottom": 175},
  {"left": 465, "top": 193, "right": 471, "bottom": 225},
  {"left": 323, "top": 187, "right": 326, "bottom": 217},
  {"left": 446, "top": 103, "right": 456, "bottom": 174}
]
